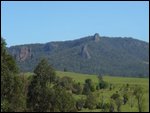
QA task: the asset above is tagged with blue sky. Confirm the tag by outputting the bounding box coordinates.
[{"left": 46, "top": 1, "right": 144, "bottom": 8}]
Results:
[{"left": 1, "top": 1, "right": 149, "bottom": 47}]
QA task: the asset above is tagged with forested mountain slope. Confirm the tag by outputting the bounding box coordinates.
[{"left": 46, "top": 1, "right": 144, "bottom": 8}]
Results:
[{"left": 8, "top": 33, "right": 149, "bottom": 77}]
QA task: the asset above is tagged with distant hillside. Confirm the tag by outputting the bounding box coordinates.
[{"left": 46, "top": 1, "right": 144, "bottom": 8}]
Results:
[{"left": 8, "top": 33, "right": 149, "bottom": 77}]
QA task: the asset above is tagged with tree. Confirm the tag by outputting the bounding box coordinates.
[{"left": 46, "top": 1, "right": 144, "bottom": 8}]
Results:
[
  {"left": 84, "top": 93, "right": 98, "bottom": 109},
  {"left": 8, "top": 76, "right": 26, "bottom": 111},
  {"left": 96, "top": 93, "right": 105, "bottom": 109},
  {"left": 99, "top": 80, "right": 108, "bottom": 89},
  {"left": 82, "top": 83, "right": 91, "bottom": 95},
  {"left": 97, "top": 74, "right": 108, "bottom": 89},
  {"left": 103, "top": 103, "right": 110, "bottom": 112},
  {"left": 63, "top": 67, "right": 67, "bottom": 72},
  {"left": 115, "top": 98, "right": 122, "bottom": 112},
  {"left": 72, "top": 82, "right": 83, "bottom": 94},
  {"left": 76, "top": 98, "right": 85, "bottom": 111},
  {"left": 111, "top": 92, "right": 122, "bottom": 112},
  {"left": 27, "top": 59, "right": 56, "bottom": 112},
  {"left": 111, "top": 93, "right": 120, "bottom": 100},
  {"left": 97, "top": 102, "right": 110, "bottom": 112},
  {"left": 82, "top": 79, "right": 95, "bottom": 95},
  {"left": 109, "top": 99, "right": 115, "bottom": 112},
  {"left": 123, "top": 94, "right": 128, "bottom": 105},
  {"left": 1, "top": 37, "right": 24, "bottom": 112},
  {"left": 98, "top": 74, "right": 103, "bottom": 81},
  {"left": 109, "top": 83, "right": 113, "bottom": 91},
  {"left": 52, "top": 86, "right": 77, "bottom": 112},
  {"left": 133, "top": 86, "right": 145, "bottom": 112},
  {"left": 33, "top": 59, "right": 56, "bottom": 84},
  {"left": 128, "top": 86, "right": 135, "bottom": 109},
  {"left": 57, "top": 76, "right": 73, "bottom": 90}
]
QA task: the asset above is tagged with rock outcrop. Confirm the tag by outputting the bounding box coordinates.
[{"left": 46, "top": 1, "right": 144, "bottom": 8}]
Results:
[
  {"left": 81, "top": 44, "right": 91, "bottom": 59},
  {"left": 18, "top": 46, "right": 31, "bottom": 61},
  {"left": 93, "top": 33, "right": 100, "bottom": 42}
]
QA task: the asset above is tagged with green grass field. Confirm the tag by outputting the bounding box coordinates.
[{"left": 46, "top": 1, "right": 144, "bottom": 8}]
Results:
[
  {"left": 56, "top": 71, "right": 149, "bottom": 112},
  {"left": 24, "top": 71, "right": 149, "bottom": 112}
]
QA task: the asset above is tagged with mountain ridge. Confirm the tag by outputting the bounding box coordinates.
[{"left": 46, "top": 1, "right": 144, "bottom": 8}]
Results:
[{"left": 7, "top": 33, "right": 149, "bottom": 77}]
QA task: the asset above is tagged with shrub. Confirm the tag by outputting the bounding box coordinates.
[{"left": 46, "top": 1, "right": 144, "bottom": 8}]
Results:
[{"left": 76, "top": 99, "right": 85, "bottom": 111}]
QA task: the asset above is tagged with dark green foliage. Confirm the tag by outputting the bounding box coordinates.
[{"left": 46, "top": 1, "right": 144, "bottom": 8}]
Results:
[
  {"left": 8, "top": 34, "right": 149, "bottom": 77},
  {"left": 99, "top": 80, "right": 108, "bottom": 89},
  {"left": 52, "top": 86, "right": 77, "bottom": 112},
  {"left": 76, "top": 98, "right": 85, "bottom": 111},
  {"left": 111, "top": 93, "right": 120, "bottom": 100},
  {"left": 82, "top": 83, "right": 91, "bottom": 95},
  {"left": 109, "top": 83, "right": 113, "bottom": 91},
  {"left": 103, "top": 103, "right": 110, "bottom": 112},
  {"left": 133, "top": 86, "right": 145, "bottom": 112},
  {"left": 27, "top": 59, "right": 56, "bottom": 112},
  {"left": 1, "top": 37, "right": 25, "bottom": 112},
  {"left": 84, "top": 93, "right": 98, "bottom": 109},
  {"left": 27, "top": 75, "right": 46, "bottom": 111},
  {"left": 56, "top": 76, "right": 73, "bottom": 90},
  {"left": 8, "top": 76, "right": 26, "bottom": 111},
  {"left": 5, "top": 54, "right": 19, "bottom": 73},
  {"left": 72, "top": 82, "right": 83, "bottom": 94},
  {"left": 97, "top": 102, "right": 110, "bottom": 112},
  {"left": 98, "top": 74, "right": 103, "bottom": 81},
  {"left": 82, "top": 79, "right": 95, "bottom": 95},
  {"left": 96, "top": 85, "right": 100, "bottom": 90},
  {"left": 111, "top": 92, "right": 122, "bottom": 112},
  {"left": 123, "top": 94, "right": 128, "bottom": 104},
  {"left": 34, "top": 59, "right": 56, "bottom": 84},
  {"left": 97, "top": 75, "right": 108, "bottom": 89},
  {"left": 115, "top": 98, "right": 122, "bottom": 112},
  {"left": 27, "top": 59, "right": 77, "bottom": 112},
  {"left": 109, "top": 99, "right": 115, "bottom": 112},
  {"left": 1, "top": 38, "right": 19, "bottom": 74},
  {"left": 63, "top": 67, "right": 67, "bottom": 72}
]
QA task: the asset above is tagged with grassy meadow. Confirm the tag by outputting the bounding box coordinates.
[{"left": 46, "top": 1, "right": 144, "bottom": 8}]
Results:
[
  {"left": 24, "top": 71, "right": 149, "bottom": 112},
  {"left": 56, "top": 71, "right": 149, "bottom": 112}
]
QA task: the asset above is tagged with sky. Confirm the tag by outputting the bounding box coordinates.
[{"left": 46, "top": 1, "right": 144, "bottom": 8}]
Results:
[{"left": 1, "top": 1, "right": 149, "bottom": 47}]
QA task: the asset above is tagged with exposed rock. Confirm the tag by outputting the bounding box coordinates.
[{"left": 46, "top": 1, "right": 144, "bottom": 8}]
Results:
[
  {"left": 19, "top": 47, "right": 31, "bottom": 61},
  {"left": 94, "top": 33, "right": 100, "bottom": 42},
  {"left": 81, "top": 45, "right": 91, "bottom": 59}
]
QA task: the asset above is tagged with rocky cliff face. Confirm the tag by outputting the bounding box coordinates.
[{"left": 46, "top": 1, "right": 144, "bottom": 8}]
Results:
[
  {"left": 11, "top": 46, "right": 32, "bottom": 62},
  {"left": 81, "top": 44, "right": 91, "bottom": 59},
  {"left": 19, "top": 47, "right": 31, "bottom": 61}
]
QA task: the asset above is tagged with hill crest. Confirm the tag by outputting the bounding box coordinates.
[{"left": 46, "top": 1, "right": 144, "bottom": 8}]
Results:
[{"left": 8, "top": 33, "right": 149, "bottom": 77}]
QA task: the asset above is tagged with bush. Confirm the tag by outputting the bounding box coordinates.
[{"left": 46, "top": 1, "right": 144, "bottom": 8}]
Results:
[
  {"left": 111, "top": 93, "right": 120, "bottom": 100},
  {"left": 123, "top": 94, "right": 128, "bottom": 104},
  {"left": 53, "top": 86, "right": 77, "bottom": 112},
  {"left": 109, "top": 100, "right": 115, "bottom": 112},
  {"left": 84, "top": 93, "right": 98, "bottom": 109},
  {"left": 99, "top": 81, "right": 108, "bottom": 89},
  {"left": 103, "top": 103, "right": 110, "bottom": 112},
  {"left": 82, "top": 84, "right": 91, "bottom": 95},
  {"left": 82, "top": 79, "right": 95, "bottom": 95},
  {"left": 76, "top": 99, "right": 85, "bottom": 111},
  {"left": 57, "top": 76, "right": 73, "bottom": 90},
  {"left": 72, "top": 82, "right": 82, "bottom": 94},
  {"left": 111, "top": 93, "right": 122, "bottom": 112}
]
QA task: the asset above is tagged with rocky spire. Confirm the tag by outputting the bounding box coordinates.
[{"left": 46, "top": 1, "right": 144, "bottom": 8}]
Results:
[{"left": 94, "top": 33, "right": 100, "bottom": 42}]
